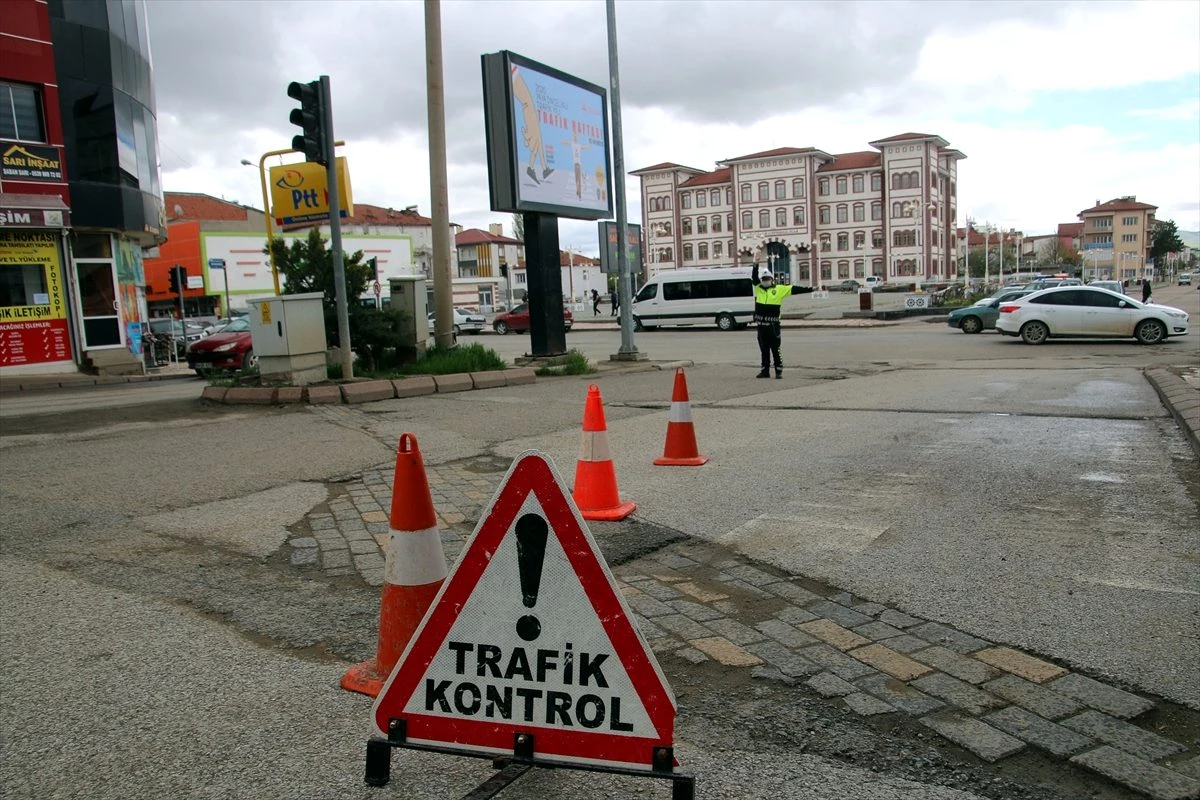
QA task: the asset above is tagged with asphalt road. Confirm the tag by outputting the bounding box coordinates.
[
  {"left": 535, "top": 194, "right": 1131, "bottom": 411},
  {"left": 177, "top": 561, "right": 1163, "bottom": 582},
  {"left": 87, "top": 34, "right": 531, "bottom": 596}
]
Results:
[{"left": 1, "top": 284, "right": 1196, "bottom": 800}]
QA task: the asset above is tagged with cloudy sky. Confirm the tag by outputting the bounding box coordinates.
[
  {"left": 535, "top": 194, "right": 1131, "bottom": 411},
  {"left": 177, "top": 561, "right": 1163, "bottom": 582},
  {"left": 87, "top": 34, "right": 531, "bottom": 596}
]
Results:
[{"left": 148, "top": 0, "right": 1200, "bottom": 254}]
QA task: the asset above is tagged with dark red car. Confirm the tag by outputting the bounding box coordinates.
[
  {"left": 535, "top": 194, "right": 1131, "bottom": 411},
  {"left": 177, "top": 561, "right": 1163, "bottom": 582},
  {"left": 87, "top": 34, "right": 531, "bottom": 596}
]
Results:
[
  {"left": 492, "top": 303, "right": 574, "bottom": 335},
  {"left": 186, "top": 318, "right": 256, "bottom": 374}
]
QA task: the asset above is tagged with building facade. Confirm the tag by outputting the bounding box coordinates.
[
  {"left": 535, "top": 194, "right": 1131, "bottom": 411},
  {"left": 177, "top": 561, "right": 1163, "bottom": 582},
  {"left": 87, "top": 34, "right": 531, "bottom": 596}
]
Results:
[
  {"left": 1, "top": 0, "right": 165, "bottom": 376},
  {"left": 631, "top": 133, "right": 964, "bottom": 287},
  {"left": 1078, "top": 197, "right": 1156, "bottom": 282}
]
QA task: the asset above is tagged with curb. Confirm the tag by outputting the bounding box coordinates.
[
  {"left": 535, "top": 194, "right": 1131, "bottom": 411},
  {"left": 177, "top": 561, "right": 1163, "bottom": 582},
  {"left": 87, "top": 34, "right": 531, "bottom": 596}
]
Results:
[
  {"left": 203, "top": 368, "right": 538, "bottom": 407},
  {"left": 1145, "top": 368, "right": 1200, "bottom": 460}
]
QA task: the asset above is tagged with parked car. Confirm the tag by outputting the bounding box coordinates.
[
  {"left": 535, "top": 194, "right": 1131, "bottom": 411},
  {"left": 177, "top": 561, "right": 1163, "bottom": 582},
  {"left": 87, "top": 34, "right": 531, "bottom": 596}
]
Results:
[
  {"left": 1021, "top": 277, "right": 1082, "bottom": 291},
  {"left": 1179, "top": 273, "right": 1193, "bottom": 286},
  {"left": 1087, "top": 280, "right": 1125, "bottom": 295},
  {"left": 185, "top": 317, "right": 257, "bottom": 374},
  {"left": 838, "top": 279, "right": 861, "bottom": 293},
  {"left": 492, "top": 303, "right": 573, "bottom": 335},
  {"left": 863, "top": 276, "right": 884, "bottom": 290},
  {"left": 148, "top": 318, "right": 209, "bottom": 357},
  {"left": 427, "top": 308, "right": 486, "bottom": 335},
  {"left": 946, "top": 288, "right": 1033, "bottom": 334},
  {"left": 996, "top": 286, "right": 1189, "bottom": 345}
]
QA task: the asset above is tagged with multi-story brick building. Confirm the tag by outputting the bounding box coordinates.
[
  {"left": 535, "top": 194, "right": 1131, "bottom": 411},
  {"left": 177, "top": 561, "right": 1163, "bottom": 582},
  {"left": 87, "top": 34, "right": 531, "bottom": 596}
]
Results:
[
  {"left": 1078, "top": 197, "right": 1156, "bottom": 282},
  {"left": 631, "top": 133, "right": 964, "bottom": 287}
]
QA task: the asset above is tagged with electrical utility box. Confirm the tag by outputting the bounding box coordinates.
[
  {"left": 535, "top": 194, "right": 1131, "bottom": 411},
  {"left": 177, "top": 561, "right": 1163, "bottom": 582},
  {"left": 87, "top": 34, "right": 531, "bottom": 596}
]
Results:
[
  {"left": 247, "top": 292, "right": 327, "bottom": 384},
  {"left": 389, "top": 276, "right": 429, "bottom": 361}
]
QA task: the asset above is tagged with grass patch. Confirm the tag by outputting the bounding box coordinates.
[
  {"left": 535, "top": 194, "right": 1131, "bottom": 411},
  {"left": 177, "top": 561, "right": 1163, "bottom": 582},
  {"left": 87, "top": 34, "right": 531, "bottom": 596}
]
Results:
[
  {"left": 399, "top": 343, "right": 506, "bottom": 375},
  {"left": 534, "top": 349, "right": 595, "bottom": 377},
  {"left": 325, "top": 343, "right": 506, "bottom": 381},
  {"left": 203, "top": 368, "right": 260, "bottom": 387}
]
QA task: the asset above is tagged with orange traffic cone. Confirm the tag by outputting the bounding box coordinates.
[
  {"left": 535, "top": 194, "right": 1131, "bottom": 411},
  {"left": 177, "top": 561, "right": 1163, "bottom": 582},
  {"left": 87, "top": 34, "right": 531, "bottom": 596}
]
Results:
[
  {"left": 654, "top": 368, "right": 709, "bottom": 467},
  {"left": 341, "top": 433, "right": 448, "bottom": 697},
  {"left": 573, "top": 384, "right": 636, "bottom": 521}
]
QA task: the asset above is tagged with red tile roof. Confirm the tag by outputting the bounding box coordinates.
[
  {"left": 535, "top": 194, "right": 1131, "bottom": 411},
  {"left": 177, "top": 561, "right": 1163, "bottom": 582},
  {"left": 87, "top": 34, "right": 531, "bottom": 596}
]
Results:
[
  {"left": 629, "top": 162, "right": 697, "bottom": 175},
  {"left": 1057, "top": 222, "right": 1084, "bottom": 237},
  {"left": 870, "top": 132, "right": 946, "bottom": 145},
  {"left": 1079, "top": 197, "right": 1157, "bottom": 214},
  {"left": 280, "top": 203, "right": 434, "bottom": 231},
  {"left": 164, "top": 192, "right": 255, "bottom": 222},
  {"left": 815, "top": 151, "right": 881, "bottom": 173},
  {"left": 456, "top": 228, "right": 523, "bottom": 246},
  {"left": 560, "top": 251, "right": 600, "bottom": 266},
  {"left": 722, "top": 146, "right": 816, "bottom": 162},
  {"left": 679, "top": 167, "right": 731, "bottom": 188}
]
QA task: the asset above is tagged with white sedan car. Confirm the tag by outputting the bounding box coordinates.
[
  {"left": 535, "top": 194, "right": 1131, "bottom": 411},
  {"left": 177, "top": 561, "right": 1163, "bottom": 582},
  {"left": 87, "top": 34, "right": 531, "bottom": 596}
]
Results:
[
  {"left": 427, "top": 308, "right": 486, "bottom": 335},
  {"left": 996, "top": 286, "right": 1189, "bottom": 345}
]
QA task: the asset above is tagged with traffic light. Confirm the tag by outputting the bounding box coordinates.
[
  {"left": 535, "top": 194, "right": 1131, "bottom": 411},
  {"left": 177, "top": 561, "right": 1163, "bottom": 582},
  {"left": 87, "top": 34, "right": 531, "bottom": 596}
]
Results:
[
  {"left": 168, "top": 265, "right": 186, "bottom": 294},
  {"left": 499, "top": 262, "right": 508, "bottom": 277},
  {"left": 287, "top": 80, "right": 326, "bottom": 164}
]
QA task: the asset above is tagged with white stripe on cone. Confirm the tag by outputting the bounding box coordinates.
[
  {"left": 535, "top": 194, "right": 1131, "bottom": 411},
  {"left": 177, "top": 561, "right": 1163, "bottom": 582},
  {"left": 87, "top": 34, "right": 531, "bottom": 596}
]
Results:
[
  {"left": 383, "top": 526, "right": 449, "bottom": 585},
  {"left": 579, "top": 430, "right": 613, "bottom": 462},
  {"left": 667, "top": 400, "right": 693, "bottom": 423}
]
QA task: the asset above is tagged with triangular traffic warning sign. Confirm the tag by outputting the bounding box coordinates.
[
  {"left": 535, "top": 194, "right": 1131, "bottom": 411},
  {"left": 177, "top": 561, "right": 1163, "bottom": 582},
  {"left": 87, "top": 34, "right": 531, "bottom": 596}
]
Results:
[{"left": 371, "top": 450, "right": 676, "bottom": 771}]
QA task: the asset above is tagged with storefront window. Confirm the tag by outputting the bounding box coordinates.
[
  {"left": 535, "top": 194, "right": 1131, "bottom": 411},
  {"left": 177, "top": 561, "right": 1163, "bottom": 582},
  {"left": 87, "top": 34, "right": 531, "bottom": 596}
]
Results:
[
  {"left": 0, "top": 264, "right": 48, "bottom": 307},
  {"left": 73, "top": 233, "right": 113, "bottom": 258}
]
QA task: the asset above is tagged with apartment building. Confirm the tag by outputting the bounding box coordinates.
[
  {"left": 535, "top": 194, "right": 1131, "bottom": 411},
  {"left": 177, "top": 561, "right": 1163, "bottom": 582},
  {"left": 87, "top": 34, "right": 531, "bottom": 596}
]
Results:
[
  {"left": 1078, "top": 197, "right": 1156, "bottom": 281},
  {"left": 631, "top": 133, "right": 964, "bottom": 286}
]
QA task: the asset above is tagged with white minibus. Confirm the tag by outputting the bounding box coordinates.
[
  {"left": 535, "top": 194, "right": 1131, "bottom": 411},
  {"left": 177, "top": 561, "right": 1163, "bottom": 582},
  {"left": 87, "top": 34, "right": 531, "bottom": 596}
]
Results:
[{"left": 630, "top": 267, "right": 755, "bottom": 331}]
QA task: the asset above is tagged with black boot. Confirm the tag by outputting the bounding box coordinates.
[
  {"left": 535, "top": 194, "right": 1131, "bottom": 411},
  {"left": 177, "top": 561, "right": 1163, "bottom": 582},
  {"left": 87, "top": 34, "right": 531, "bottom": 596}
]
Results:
[
  {"left": 775, "top": 369, "right": 782, "bottom": 379},
  {"left": 756, "top": 369, "right": 769, "bottom": 379}
]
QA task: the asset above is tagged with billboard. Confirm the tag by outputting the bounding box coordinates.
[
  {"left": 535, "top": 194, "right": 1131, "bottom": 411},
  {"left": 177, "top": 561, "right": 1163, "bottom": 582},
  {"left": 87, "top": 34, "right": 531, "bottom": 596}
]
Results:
[
  {"left": 269, "top": 158, "right": 354, "bottom": 226},
  {"left": 597, "top": 222, "right": 642, "bottom": 275},
  {"left": 482, "top": 51, "right": 613, "bottom": 221}
]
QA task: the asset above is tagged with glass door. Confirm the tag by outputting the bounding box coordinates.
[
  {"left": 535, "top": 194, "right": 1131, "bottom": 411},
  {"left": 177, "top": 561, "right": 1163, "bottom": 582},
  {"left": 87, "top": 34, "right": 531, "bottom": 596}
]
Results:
[{"left": 75, "top": 261, "right": 122, "bottom": 348}]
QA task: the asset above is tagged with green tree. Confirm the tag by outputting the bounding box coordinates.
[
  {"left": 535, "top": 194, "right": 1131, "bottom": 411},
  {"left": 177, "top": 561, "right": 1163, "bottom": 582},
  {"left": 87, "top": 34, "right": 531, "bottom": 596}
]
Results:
[
  {"left": 266, "top": 229, "right": 405, "bottom": 370},
  {"left": 1149, "top": 219, "right": 1185, "bottom": 267},
  {"left": 511, "top": 213, "right": 524, "bottom": 242}
]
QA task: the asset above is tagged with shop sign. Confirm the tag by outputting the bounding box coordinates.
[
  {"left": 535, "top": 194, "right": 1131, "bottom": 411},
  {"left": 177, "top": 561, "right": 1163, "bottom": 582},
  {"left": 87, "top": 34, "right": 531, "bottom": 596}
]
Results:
[
  {"left": 1, "top": 143, "right": 65, "bottom": 182},
  {"left": 269, "top": 158, "right": 353, "bottom": 226},
  {"left": 0, "top": 229, "right": 71, "bottom": 366}
]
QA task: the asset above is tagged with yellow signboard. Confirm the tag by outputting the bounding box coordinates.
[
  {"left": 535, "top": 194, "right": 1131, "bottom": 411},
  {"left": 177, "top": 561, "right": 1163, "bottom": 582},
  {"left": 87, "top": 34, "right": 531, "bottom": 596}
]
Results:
[{"left": 269, "top": 157, "right": 354, "bottom": 225}]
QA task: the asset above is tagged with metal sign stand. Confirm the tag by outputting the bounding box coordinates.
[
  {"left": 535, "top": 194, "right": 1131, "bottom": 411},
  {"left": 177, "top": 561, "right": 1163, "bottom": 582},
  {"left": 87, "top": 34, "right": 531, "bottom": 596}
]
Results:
[{"left": 364, "top": 722, "right": 695, "bottom": 799}]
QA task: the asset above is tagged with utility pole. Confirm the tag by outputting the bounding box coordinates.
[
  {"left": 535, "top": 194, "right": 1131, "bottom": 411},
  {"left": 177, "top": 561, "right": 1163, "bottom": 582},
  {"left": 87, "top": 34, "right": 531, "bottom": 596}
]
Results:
[
  {"left": 425, "top": 0, "right": 454, "bottom": 350},
  {"left": 606, "top": 0, "right": 643, "bottom": 360},
  {"left": 320, "top": 76, "right": 353, "bottom": 380}
]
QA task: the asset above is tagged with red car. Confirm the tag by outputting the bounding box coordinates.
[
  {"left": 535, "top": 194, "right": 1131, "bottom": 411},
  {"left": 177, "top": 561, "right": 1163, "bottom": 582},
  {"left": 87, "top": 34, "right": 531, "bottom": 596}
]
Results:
[
  {"left": 186, "top": 318, "right": 257, "bottom": 374},
  {"left": 492, "top": 303, "right": 574, "bottom": 335}
]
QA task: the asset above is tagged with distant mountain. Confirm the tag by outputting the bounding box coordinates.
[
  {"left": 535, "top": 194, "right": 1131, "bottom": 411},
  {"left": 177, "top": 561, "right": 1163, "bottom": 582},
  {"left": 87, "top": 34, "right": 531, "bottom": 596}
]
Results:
[{"left": 1179, "top": 230, "right": 1199, "bottom": 250}]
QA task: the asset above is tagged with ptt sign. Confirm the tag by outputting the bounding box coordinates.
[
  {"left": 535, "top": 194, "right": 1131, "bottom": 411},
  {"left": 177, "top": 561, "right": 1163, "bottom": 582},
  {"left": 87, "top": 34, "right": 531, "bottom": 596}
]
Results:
[{"left": 269, "top": 158, "right": 354, "bottom": 225}]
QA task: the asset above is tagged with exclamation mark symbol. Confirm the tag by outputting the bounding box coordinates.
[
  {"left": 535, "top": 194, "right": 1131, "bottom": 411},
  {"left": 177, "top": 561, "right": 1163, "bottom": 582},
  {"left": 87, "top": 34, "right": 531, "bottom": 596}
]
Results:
[{"left": 515, "top": 513, "right": 548, "bottom": 642}]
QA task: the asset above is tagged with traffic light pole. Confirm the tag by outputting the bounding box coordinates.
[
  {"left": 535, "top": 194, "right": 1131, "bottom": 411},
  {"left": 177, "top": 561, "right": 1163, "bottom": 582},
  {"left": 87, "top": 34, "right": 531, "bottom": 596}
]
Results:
[{"left": 320, "top": 75, "right": 353, "bottom": 380}]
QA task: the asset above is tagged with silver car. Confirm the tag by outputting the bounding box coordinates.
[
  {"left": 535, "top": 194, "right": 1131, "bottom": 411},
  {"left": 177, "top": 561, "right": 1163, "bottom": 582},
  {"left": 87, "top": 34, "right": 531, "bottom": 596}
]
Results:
[{"left": 427, "top": 308, "right": 486, "bottom": 335}]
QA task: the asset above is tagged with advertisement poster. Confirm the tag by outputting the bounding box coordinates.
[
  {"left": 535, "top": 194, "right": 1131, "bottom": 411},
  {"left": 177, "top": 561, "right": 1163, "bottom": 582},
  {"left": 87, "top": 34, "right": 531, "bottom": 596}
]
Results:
[
  {"left": 0, "top": 229, "right": 71, "bottom": 367},
  {"left": 510, "top": 61, "right": 609, "bottom": 215},
  {"left": 598, "top": 222, "right": 643, "bottom": 275}
]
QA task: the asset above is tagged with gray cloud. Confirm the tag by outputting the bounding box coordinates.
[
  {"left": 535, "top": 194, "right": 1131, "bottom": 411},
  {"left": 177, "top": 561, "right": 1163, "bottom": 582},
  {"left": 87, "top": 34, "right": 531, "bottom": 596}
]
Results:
[{"left": 146, "top": 0, "right": 1098, "bottom": 235}]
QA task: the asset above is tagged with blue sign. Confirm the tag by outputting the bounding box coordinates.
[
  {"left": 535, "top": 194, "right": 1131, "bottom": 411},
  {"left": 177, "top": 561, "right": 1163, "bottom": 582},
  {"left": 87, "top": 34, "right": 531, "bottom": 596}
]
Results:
[{"left": 208, "top": 258, "right": 226, "bottom": 268}]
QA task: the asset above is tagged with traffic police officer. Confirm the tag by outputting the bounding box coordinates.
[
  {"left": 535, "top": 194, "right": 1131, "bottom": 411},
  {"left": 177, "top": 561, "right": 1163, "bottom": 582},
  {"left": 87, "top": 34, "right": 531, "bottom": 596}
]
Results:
[{"left": 752, "top": 260, "right": 814, "bottom": 378}]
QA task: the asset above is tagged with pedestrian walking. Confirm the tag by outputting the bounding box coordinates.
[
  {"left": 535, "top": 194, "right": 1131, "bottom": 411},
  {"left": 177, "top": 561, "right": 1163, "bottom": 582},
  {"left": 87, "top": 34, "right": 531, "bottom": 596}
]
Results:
[
  {"left": 1141, "top": 278, "right": 1152, "bottom": 303},
  {"left": 610, "top": 288, "right": 619, "bottom": 316},
  {"left": 591, "top": 289, "right": 601, "bottom": 316},
  {"left": 751, "top": 257, "right": 814, "bottom": 379}
]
